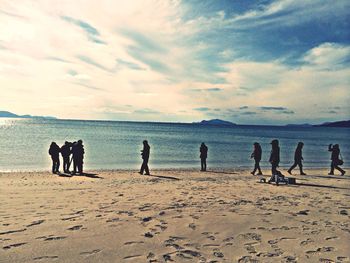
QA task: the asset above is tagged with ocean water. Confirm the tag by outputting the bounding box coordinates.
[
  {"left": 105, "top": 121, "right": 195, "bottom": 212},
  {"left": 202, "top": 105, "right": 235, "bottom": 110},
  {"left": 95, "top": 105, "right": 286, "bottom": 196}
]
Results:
[{"left": 0, "top": 118, "right": 349, "bottom": 172}]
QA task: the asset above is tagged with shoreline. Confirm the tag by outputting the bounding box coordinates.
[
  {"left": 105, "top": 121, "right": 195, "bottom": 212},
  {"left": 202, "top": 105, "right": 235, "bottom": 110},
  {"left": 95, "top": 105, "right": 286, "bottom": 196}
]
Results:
[{"left": 0, "top": 166, "right": 348, "bottom": 174}]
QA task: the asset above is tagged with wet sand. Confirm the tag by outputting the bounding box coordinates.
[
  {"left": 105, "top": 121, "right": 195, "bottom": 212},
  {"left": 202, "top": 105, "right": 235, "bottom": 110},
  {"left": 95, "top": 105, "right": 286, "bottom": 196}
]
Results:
[{"left": 0, "top": 169, "right": 349, "bottom": 262}]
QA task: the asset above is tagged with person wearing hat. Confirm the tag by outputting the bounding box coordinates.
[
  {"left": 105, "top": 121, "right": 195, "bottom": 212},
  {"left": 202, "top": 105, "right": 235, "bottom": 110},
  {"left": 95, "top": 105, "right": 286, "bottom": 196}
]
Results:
[
  {"left": 268, "top": 139, "right": 281, "bottom": 183},
  {"left": 139, "top": 140, "right": 150, "bottom": 175},
  {"left": 288, "top": 142, "right": 306, "bottom": 175},
  {"left": 200, "top": 142, "right": 208, "bottom": 171},
  {"left": 250, "top": 142, "right": 262, "bottom": 175},
  {"left": 328, "top": 144, "right": 345, "bottom": 175}
]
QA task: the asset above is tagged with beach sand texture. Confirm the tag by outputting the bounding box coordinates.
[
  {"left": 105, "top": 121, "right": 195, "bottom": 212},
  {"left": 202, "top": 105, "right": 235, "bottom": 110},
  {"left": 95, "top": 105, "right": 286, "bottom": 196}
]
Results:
[{"left": 0, "top": 169, "right": 349, "bottom": 262}]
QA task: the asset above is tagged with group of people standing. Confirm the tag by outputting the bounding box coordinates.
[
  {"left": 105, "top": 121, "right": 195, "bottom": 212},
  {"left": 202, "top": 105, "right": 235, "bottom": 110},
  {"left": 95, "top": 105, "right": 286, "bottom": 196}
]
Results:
[
  {"left": 250, "top": 140, "right": 345, "bottom": 177},
  {"left": 48, "top": 139, "right": 345, "bottom": 177},
  {"left": 48, "top": 140, "right": 85, "bottom": 175}
]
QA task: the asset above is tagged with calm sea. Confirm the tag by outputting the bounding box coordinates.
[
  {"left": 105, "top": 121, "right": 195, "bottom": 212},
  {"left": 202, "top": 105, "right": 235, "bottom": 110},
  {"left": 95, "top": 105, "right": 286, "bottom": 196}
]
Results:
[{"left": 0, "top": 118, "right": 349, "bottom": 172}]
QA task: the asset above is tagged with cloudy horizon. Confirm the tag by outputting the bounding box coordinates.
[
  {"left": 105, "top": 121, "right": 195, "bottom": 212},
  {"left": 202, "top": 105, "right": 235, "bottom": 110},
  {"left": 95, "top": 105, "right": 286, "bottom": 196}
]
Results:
[{"left": 1, "top": 0, "right": 349, "bottom": 125}]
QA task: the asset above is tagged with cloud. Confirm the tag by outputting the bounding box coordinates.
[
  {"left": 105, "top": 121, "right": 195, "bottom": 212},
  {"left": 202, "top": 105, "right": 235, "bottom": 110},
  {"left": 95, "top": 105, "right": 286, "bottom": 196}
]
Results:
[
  {"left": 193, "top": 107, "right": 210, "bottom": 112},
  {"left": 241, "top": 111, "right": 257, "bottom": 115},
  {"left": 76, "top": 55, "right": 110, "bottom": 72},
  {"left": 116, "top": 59, "right": 145, "bottom": 70},
  {"left": 260, "top": 106, "right": 288, "bottom": 111},
  {"left": 61, "top": 15, "right": 106, "bottom": 44},
  {"left": 133, "top": 109, "right": 161, "bottom": 115},
  {"left": 239, "top": 106, "right": 248, "bottom": 110}
]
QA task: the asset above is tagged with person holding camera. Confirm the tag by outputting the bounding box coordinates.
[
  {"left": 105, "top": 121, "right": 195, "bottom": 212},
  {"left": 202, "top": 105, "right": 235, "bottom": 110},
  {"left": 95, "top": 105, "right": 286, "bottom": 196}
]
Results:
[{"left": 328, "top": 144, "right": 345, "bottom": 176}]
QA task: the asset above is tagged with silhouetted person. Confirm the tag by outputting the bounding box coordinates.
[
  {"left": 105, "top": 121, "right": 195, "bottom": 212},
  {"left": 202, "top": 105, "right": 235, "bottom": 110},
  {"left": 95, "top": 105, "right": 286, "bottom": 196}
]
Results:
[
  {"left": 200, "top": 142, "right": 208, "bottom": 171},
  {"left": 61, "top": 141, "right": 72, "bottom": 173},
  {"left": 328, "top": 144, "right": 345, "bottom": 176},
  {"left": 288, "top": 142, "right": 306, "bottom": 175},
  {"left": 48, "top": 142, "right": 60, "bottom": 174},
  {"left": 139, "top": 140, "right": 150, "bottom": 175},
  {"left": 250, "top": 142, "right": 262, "bottom": 175},
  {"left": 72, "top": 140, "right": 85, "bottom": 175},
  {"left": 268, "top": 139, "right": 281, "bottom": 183}
]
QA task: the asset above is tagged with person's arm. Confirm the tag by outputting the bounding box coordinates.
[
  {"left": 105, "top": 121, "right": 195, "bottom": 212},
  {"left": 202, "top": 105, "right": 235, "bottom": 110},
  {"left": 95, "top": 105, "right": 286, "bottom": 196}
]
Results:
[{"left": 328, "top": 144, "right": 333, "bottom": 151}]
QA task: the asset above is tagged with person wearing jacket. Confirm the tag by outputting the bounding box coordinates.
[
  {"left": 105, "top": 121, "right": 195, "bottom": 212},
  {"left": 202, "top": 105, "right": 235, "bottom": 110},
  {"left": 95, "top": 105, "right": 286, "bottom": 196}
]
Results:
[
  {"left": 288, "top": 142, "right": 306, "bottom": 175},
  {"left": 139, "top": 140, "right": 150, "bottom": 175},
  {"left": 250, "top": 142, "right": 262, "bottom": 175},
  {"left": 328, "top": 144, "right": 345, "bottom": 176},
  {"left": 200, "top": 142, "right": 208, "bottom": 171},
  {"left": 49, "top": 142, "right": 60, "bottom": 174}
]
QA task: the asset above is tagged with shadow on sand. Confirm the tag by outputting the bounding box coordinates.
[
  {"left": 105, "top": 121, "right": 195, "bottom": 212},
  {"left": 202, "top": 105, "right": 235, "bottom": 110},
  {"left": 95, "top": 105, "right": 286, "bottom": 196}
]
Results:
[
  {"left": 59, "top": 172, "right": 103, "bottom": 179},
  {"left": 294, "top": 182, "right": 349, "bottom": 191},
  {"left": 207, "top": 170, "right": 238, "bottom": 175},
  {"left": 148, "top": 174, "right": 180, "bottom": 181}
]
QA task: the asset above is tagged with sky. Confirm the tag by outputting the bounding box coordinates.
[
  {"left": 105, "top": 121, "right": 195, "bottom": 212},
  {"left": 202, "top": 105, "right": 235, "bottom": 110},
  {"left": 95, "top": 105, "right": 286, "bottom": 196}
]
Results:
[{"left": 0, "top": 0, "right": 349, "bottom": 125}]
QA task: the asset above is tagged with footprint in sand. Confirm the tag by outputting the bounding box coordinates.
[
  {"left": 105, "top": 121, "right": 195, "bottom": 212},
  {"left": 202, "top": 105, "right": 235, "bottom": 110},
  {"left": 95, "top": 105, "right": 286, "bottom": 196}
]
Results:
[
  {"left": 33, "top": 256, "right": 59, "bottom": 261},
  {"left": 67, "top": 225, "right": 83, "bottom": 231},
  {"left": 3, "top": 242, "right": 27, "bottom": 250},
  {"left": 44, "top": 236, "right": 66, "bottom": 241},
  {"left": 80, "top": 249, "right": 101, "bottom": 256},
  {"left": 123, "top": 255, "right": 142, "bottom": 260},
  {"left": 26, "top": 220, "right": 45, "bottom": 227}
]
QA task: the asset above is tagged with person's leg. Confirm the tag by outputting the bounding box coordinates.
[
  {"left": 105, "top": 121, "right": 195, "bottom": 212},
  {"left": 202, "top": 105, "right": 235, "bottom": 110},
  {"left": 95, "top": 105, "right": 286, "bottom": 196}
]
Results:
[
  {"left": 72, "top": 158, "right": 77, "bottom": 174},
  {"left": 200, "top": 158, "right": 204, "bottom": 171},
  {"left": 288, "top": 162, "right": 297, "bottom": 174},
  {"left": 257, "top": 161, "right": 262, "bottom": 175},
  {"left": 329, "top": 161, "right": 335, "bottom": 175},
  {"left": 252, "top": 161, "right": 258, "bottom": 174},
  {"left": 298, "top": 161, "right": 306, "bottom": 175},
  {"left": 334, "top": 164, "right": 345, "bottom": 175},
  {"left": 204, "top": 158, "right": 207, "bottom": 171},
  {"left": 56, "top": 158, "right": 60, "bottom": 173},
  {"left": 144, "top": 160, "right": 150, "bottom": 175},
  {"left": 51, "top": 157, "right": 55, "bottom": 173},
  {"left": 269, "top": 163, "right": 277, "bottom": 182},
  {"left": 140, "top": 160, "right": 146, "bottom": 174}
]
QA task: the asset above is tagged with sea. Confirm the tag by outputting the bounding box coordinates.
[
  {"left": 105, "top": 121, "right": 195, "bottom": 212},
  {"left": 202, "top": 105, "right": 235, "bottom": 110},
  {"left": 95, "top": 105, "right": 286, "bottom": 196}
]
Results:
[{"left": 0, "top": 118, "right": 349, "bottom": 172}]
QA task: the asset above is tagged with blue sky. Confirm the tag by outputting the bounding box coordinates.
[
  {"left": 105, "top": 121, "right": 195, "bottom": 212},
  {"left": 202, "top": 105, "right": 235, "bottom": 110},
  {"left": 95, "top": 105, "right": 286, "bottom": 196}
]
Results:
[{"left": 0, "top": 0, "right": 349, "bottom": 124}]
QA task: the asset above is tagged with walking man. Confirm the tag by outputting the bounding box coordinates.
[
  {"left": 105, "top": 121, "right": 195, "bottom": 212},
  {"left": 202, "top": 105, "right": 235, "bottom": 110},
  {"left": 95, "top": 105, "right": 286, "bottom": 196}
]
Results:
[
  {"left": 251, "top": 142, "right": 262, "bottom": 175},
  {"left": 139, "top": 140, "right": 150, "bottom": 175},
  {"left": 288, "top": 142, "right": 306, "bottom": 175}
]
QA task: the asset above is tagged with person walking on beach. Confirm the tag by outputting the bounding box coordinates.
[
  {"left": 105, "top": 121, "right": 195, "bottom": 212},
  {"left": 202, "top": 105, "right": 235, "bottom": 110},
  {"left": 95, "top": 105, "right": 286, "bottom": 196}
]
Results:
[
  {"left": 328, "top": 144, "right": 346, "bottom": 176},
  {"left": 200, "top": 142, "right": 208, "bottom": 171},
  {"left": 48, "top": 142, "right": 60, "bottom": 174},
  {"left": 288, "top": 142, "right": 306, "bottom": 175},
  {"left": 61, "top": 141, "right": 72, "bottom": 173},
  {"left": 139, "top": 140, "right": 150, "bottom": 175},
  {"left": 250, "top": 142, "right": 262, "bottom": 175},
  {"left": 72, "top": 140, "right": 85, "bottom": 175},
  {"left": 268, "top": 139, "right": 281, "bottom": 183}
]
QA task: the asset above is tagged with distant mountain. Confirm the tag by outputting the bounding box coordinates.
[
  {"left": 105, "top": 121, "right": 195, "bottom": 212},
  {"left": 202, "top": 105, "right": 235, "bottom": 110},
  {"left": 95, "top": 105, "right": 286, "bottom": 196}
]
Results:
[
  {"left": 285, "top": 123, "right": 312, "bottom": 127},
  {"left": 315, "top": 120, "right": 350, "bottom": 128},
  {"left": 194, "top": 119, "right": 237, "bottom": 126},
  {"left": 0, "top": 111, "right": 57, "bottom": 119}
]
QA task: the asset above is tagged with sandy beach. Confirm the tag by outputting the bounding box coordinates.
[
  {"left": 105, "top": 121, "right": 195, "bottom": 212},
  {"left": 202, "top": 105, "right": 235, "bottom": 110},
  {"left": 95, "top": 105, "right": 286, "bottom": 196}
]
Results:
[{"left": 0, "top": 169, "right": 349, "bottom": 263}]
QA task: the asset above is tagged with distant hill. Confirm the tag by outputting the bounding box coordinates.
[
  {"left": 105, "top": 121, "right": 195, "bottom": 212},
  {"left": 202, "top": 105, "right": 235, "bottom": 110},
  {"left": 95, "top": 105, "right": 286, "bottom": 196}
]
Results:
[
  {"left": 285, "top": 123, "right": 312, "bottom": 127},
  {"left": 315, "top": 120, "right": 350, "bottom": 128},
  {"left": 0, "top": 111, "right": 56, "bottom": 119},
  {"left": 194, "top": 119, "right": 236, "bottom": 126}
]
